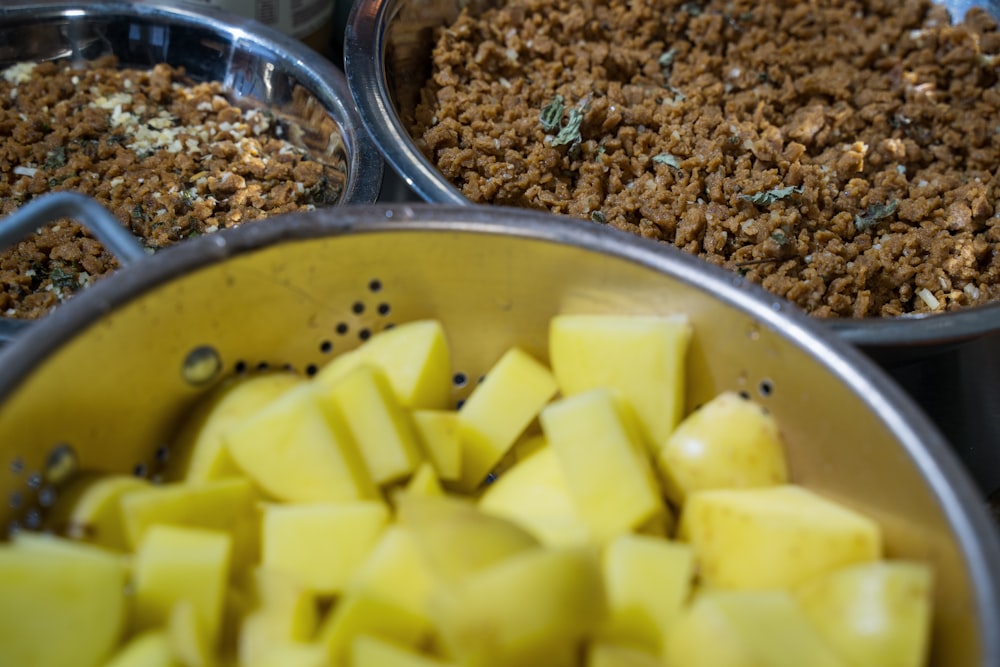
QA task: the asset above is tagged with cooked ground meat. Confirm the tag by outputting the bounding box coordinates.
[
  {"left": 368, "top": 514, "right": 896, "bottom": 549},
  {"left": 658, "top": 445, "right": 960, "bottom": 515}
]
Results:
[
  {"left": 410, "top": 0, "right": 1000, "bottom": 317},
  {"left": 0, "top": 56, "right": 346, "bottom": 320}
]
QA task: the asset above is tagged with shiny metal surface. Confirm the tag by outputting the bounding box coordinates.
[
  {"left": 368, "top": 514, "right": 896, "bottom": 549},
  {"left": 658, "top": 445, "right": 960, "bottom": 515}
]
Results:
[
  {"left": 344, "top": 0, "right": 1000, "bottom": 496},
  {"left": 0, "top": 203, "right": 997, "bottom": 665}
]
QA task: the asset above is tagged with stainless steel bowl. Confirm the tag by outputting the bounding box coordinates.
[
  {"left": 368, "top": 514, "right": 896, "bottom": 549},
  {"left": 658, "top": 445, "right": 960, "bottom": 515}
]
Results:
[
  {"left": 343, "top": 0, "right": 1000, "bottom": 496},
  {"left": 0, "top": 201, "right": 997, "bottom": 665},
  {"left": 0, "top": 0, "right": 384, "bottom": 340}
]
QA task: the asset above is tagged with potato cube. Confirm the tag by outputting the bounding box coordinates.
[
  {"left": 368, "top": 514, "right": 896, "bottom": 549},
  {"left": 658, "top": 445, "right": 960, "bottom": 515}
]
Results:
[
  {"left": 656, "top": 391, "right": 787, "bottom": 505},
  {"left": 102, "top": 632, "right": 175, "bottom": 667},
  {"left": 344, "top": 526, "right": 435, "bottom": 625},
  {"left": 679, "top": 485, "right": 881, "bottom": 589},
  {"left": 598, "top": 534, "right": 694, "bottom": 653},
  {"left": 587, "top": 642, "right": 664, "bottom": 667},
  {"left": 0, "top": 535, "right": 126, "bottom": 667},
  {"left": 549, "top": 314, "right": 690, "bottom": 450},
  {"left": 170, "top": 372, "right": 303, "bottom": 483},
  {"left": 456, "top": 347, "right": 558, "bottom": 490},
  {"left": 120, "top": 478, "right": 257, "bottom": 572},
  {"left": 249, "top": 643, "right": 329, "bottom": 667},
  {"left": 664, "top": 589, "right": 848, "bottom": 667},
  {"left": 322, "top": 364, "right": 424, "bottom": 485},
  {"left": 319, "top": 593, "right": 430, "bottom": 666},
  {"left": 239, "top": 568, "right": 320, "bottom": 666},
  {"left": 133, "top": 525, "right": 232, "bottom": 649},
  {"left": 351, "top": 635, "right": 456, "bottom": 667},
  {"left": 478, "top": 446, "right": 591, "bottom": 548},
  {"left": 315, "top": 319, "right": 452, "bottom": 409},
  {"left": 226, "top": 384, "right": 376, "bottom": 503},
  {"left": 795, "top": 561, "right": 933, "bottom": 667},
  {"left": 540, "top": 389, "right": 665, "bottom": 542},
  {"left": 168, "top": 600, "right": 211, "bottom": 667},
  {"left": 411, "top": 409, "right": 462, "bottom": 481},
  {"left": 262, "top": 501, "right": 389, "bottom": 595},
  {"left": 44, "top": 473, "right": 149, "bottom": 551},
  {"left": 431, "top": 547, "right": 607, "bottom": 667}
]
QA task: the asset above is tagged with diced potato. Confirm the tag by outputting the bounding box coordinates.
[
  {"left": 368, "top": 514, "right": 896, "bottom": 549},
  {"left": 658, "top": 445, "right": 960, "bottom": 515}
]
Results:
[
  {"left": 795, "top": 561, "right": 933, "bottom": 667},
  {"left": 351, "top": 635, "right": 456, "bottom": 667},
  {"left": 262, "top": 501, "right": 389, "bottom": 595},
  {"left": 249, "top": 642, "right": 329, "bottom": 667},
  {"left": 133, "top": 525, "right": 232, "bottom": 650},
  {"left": 322, "top": 364, "right": 424, "bottom": 485},
  {"left": 168, "top": 600, "right": 211, "bottom": 667},
  {"left": 656, "top": 392, "right": 787, "bottom": 505},
  {"left": 102, "top": 632, "right": 177, "bottom": 667},
  {"left": 540, "top": 389, "right": 665, "bottom": 542},
  {"left": 396, "top": 494, "right": 538, "bottom": 583},
  {"left": 169, "top": 372, "right": 303, "bottom": 483},
  {"left": 664, "top": 589, "right": 848, "bottom": 667},
  {"left": 44, "top": 473, "right": 149, "bottom": 551},
  {"left": 0, "top": 534, "right": 127, "bottom": 667},
  {"left": 402, "top": 461, "right": 445, "bottom": 498},
  {"left": 549, "top": 314, "right": 690, "bottom": 450},
  {"left": 238, "top": 568, "right": 320, "bottom": 665},
  {"left": 120, "top": 478, "right": 258, "bottom": 573},
  {"left": 456, "top": 347, "right": 558, "bottom": 490},
  {"left": 411, "top": 409, "right": 462, "bottom": 481},
  {"left": 314, "top": 319, "right": 452, "bottom": 409},
  {"left": 319, "top": 592, "right": 431, "bottom": 666},
  {"left": 598, "top": 534, "right": 694, "bottom": 653},
  {"left": 587, "top": 642, "right": 664, "bottom": 667},
  {"left": 478, "top": 446, "right": 592, "bottom": 548},
  {"left": 679, "top": 485, "right": 881, "bottom": 589},
  {"left": 431, "top": 547, "right": 607, "bottom": 667},
  {"left": 344, "top": 526, "right": 435, "bottom": 627},
  {"left": 226, "top": 384, "right": 377, "bottom": 503}
]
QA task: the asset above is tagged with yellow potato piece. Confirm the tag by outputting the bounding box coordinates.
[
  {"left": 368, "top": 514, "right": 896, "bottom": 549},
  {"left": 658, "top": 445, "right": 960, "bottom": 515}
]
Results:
[
  {"left": 795, "top": 561, "right": 933, "bottom": 667},
  {"left": 168, "top": 600, "right": 211, "bottom": 667},
  {"left": 456, "top": 347, "right": 558, "bottom": 490},
  {"left": 45, "top": 473, "right": 149, "bottom": 551},
  {"left": 320, "top": 592, "right": 431, "bottom": 666},
  {"left": 540, "top": 388, "right": 665, "bottom": 542},
  {"left": 351, "top": 635, "right": 456, "bottom": 667},
  {"left": 549, "top": 313, "right": 690, "bottom": 450},
  {"left": 598, "top": 534, "right": 695, "bottom": 653},
  {"left": 102, "top": 632, "right": 177, "bottom": 667},
  {"left": 226, "top": 384, "right": 377, "bottom": 503},
  {"left": 169, "top": 372, "right": 303, "bottom": 483},
  {"left": 679, "top": 485, "right": 882, "bottom": 589},
  {"left": 664, "top": 589, "right": 848, "bottom": 667},
  {"left": 314, "top": 319, "right": 452, "bottom": 410},
  {"left": 238, "top": 567, "right": 319, "bottom": 665},
  {"left": 478, "top": 445, "right": 592, "bottom": 548},
  {"left": 656, "top": 391, "right": 788, "bottom": 505},
  {"left": 411, "top": 409, "right": 462, "bottom": 481},
  {"left": 587, "top": 642, "right": 664, "bottom": 667},
  {"left": 0, "top": 534, "right": 127, "bottom": 667},
  {"left": 133, "top": 525, "right": 232, "bottom": 650},
  {"left": 322, "top": 364, "right": 424, "bottom": 486},
  {"left": 431, "top": 546, "right": 607, "bottom": 667},
  {"left": 248, "top": 642, "right": 329, "bottom": 667},
  {"left": 262, "top": 501, "right": 390, "bottom": 595}
]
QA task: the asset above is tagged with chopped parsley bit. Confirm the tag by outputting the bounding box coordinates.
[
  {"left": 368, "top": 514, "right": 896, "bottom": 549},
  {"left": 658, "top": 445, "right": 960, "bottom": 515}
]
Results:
[
  {"left": 738, "top": 186, "right": 803, "bottom": 206},
  {"left": 659, "top": 48, "right": 679, "bottom": 71},
  {"left": 770, "top": 229, "right": 790, "bottom": 246},
  {"left": 305, "top": 176, "right": 342, "bottom": 207},
  {"left": 131, "top": 204, "right": 146, "bottom": 222},
  {"left": 681, "top": 1, "right": 703, "bottom": 16},
  {"left": 540, "top": 95, "right": 565, "bottom": 133},
  {"left": 49, "top": 267, "right": 76, "bottom": 291},
  {"left": 591, "top": 210, "right": 607, "bottom": 224},
  {"left": 652, "top": 153, "right": 682, "bottom": 169},
  {"left": 44, "top": 146, "right": 67, "bottom": 169},
  {"left": 552, "top": 106, "right": 585, "bottom": 147},
  {"left": 854, "top": 200, "right": 899, "bottom": 232}
]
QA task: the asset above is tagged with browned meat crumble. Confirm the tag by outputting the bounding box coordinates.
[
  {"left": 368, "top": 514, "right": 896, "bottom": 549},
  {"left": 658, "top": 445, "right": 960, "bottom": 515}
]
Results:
[
  {"left": 0, "top": 56, "right": 346, "bottom": 319},
  {"left": 410, "top": 0, "right": 1000, "bottom": 317}
]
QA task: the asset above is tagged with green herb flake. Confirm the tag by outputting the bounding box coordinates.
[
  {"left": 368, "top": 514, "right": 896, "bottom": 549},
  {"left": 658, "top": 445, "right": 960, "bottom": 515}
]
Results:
[
  {"left": 131, "top": 204, "right": 146, "bottom": 222},
  {"left": 591, "top": 210, "right": 607, "bottom": 224},
  {"left": 540, "top": 95, "right": 565, "bottom": 133},
  {"left": 738, "top": 186, "right": 803, "bottom": 206},
  {"left": 49, "top": 267, "right": 76, "bottom": 290},
  {"left": 44, "top": 146, "right": 67, "bottom": 170},
  {"left": 770, "top": 229, "right": 790, "bottom": 246},
  {"left": 552, "top": 107, "right": 584, "bottom": 147},
  {"left": 659, "top": 48, "right": 679, "bottom": 70},
  {"left": 681, "top": 1, "right": 703, "bottom": 15},
  {"left": 652, "top": 153, "right": 682, "bottom": 169},
  {"left": 854, "top": 200, "right": 899, "bottom": 232}
]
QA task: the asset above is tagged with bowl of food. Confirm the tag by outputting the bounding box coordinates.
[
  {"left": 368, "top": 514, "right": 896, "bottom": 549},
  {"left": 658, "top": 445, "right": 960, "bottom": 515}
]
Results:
[
  {"left": 0, "top": 0, "right": 384, "bottom": 340},
  {"left": 0, "top": 200, "right": 996, "bottom": 666},
  {"left": 344, "top": 0, "right": 1000, "bottom": 494}
]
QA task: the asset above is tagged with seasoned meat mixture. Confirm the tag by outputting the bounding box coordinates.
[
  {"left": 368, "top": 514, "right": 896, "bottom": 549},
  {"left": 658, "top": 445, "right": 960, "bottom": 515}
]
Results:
[
  {"left": 0, "top": 56, "right": 346, "bottom": 319},
  {"left": 410, "top": 0, "right": 1000, "bottom": 317}
]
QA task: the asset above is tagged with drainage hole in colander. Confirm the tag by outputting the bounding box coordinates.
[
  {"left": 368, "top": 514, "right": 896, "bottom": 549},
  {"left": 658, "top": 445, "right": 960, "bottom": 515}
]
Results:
[
  {"left": 456, "top": 399, "right": 466, "bottom": 410},
  {"left": 234, "top": 360, "right": 248, "bottom": 374},
  {"left": 37, "top": 486, "right": 57, "bottom": 509},
  {"left": 352, "top": 302, "right": 365, "bottom": 315},
  {"left": 27, "top": 472, "right": 42, "bottom": 490},
  {"left": 133, "top": 462, "right": 148, "bottom": 479},
  {"left": 758, "top": 378, "right": 774, "bottom": 398},
  {"left": 377, "top": 303, "right": 391, "bottom": 316},
  {"left": 336, "top": 322, "right": 349, "bottom": 335},
  {"left": 358, "top": 328, "right": 372, "bottom": 342},
  {"left": 305, "top": 364, "right": 319, "bottom": 377},
  {"left": 45, "top": 443, "right": 78, "bottom": 486},
  {"left": 383, "top": 323, "right": 396, "bottom": 331},
  {"left": 182, "top": 345, "right": 223, "bottom": 387},
  {"left": 738, "top": 390, "right": 752, "bottom": 401},
  {"left": 155, "top": 445, "right": 170, "bottom": 464},
  {"left": 453, "top": 373, "right": 468, "bottom": 388},
  {"left": 320, "top": 340, "right": 333, "bottom": 354},
  {"left": 9, "top": 456, "right": 24, "bottom": 476},
  {"left": 368, "top": 279, "right": 382, "bottom": 292},
  {"left": 8, "top": 491, "right": 22, "bottom": 510}
]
